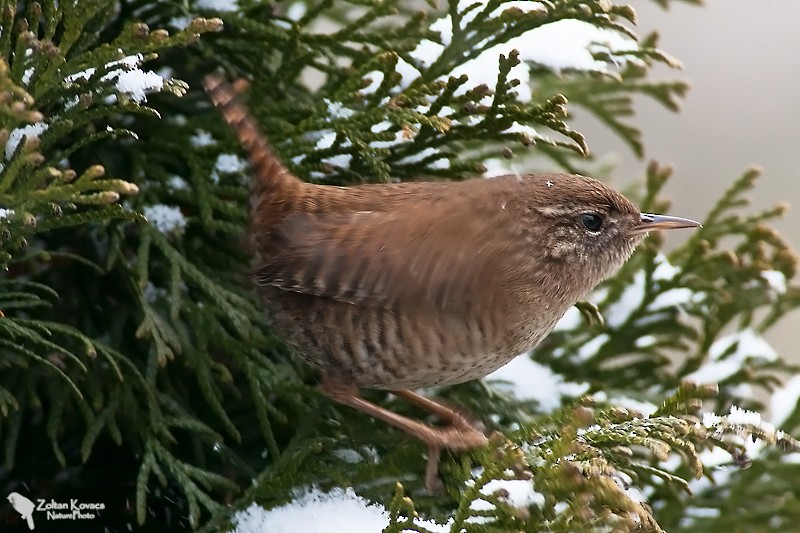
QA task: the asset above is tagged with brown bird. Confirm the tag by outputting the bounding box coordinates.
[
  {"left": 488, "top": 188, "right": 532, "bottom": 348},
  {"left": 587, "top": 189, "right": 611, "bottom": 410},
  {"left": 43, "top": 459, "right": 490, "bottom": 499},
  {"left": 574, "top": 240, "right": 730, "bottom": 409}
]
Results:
[{"left": 203, "top": 75, "right": 701, "bottom": 491}]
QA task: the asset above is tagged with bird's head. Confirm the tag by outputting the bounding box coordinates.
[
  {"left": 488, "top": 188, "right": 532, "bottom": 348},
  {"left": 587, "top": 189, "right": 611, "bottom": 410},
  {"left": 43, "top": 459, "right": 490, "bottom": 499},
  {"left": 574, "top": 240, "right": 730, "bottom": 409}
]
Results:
[{"left": 525, "top": 173, "right": 700, "bottom": 294}]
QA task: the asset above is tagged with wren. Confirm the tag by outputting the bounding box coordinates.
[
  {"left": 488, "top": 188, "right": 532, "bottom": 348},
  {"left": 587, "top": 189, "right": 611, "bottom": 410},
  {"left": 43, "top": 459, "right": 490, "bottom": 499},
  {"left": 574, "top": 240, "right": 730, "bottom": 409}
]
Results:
[{"left": 203, "top": 75, "right": 701, "bottom": 491}]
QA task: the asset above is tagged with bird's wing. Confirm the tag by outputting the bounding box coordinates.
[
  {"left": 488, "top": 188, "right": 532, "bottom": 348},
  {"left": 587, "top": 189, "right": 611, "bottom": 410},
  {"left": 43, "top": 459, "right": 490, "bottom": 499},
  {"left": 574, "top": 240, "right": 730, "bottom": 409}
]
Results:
[{"left": 254, "top": 192, "right": 519, "bottom": 312}]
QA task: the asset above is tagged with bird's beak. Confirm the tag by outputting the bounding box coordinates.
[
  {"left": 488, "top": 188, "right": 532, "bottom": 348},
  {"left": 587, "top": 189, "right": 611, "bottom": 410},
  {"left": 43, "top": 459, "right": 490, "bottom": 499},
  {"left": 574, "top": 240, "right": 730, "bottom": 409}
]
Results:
[{"left": 633, "top": 213, "right": 702, "bottom": 234}]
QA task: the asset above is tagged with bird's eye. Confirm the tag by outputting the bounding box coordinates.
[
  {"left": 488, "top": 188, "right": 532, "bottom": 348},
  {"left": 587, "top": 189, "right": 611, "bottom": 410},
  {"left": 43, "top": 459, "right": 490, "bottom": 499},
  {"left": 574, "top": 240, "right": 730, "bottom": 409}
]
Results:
[{"left": 581, "top": 213, "right": 603, "bottom": 232}]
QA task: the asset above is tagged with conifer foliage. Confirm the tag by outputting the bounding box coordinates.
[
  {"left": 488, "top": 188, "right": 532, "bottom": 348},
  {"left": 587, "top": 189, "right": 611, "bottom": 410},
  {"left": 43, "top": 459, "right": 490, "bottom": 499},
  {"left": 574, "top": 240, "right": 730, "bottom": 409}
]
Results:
[{"left": 0, "top": 0, "right": 798, "bottom": 531}]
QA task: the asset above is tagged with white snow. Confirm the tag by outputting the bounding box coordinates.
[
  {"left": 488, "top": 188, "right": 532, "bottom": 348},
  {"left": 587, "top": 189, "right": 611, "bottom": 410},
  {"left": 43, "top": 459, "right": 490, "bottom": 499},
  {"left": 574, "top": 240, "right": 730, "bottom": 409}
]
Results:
[
  {"left": 610, "top": 397, "right": 658, "bottom": 417},
  {"left": 22, "top": 67, "right": 34, "bottom": 85},
  {"left": 190, "top": 130, "right": 216, "bottom": 147},
  {"left": 652, "top": 254, "right": 681, "bottom": 281},
  {"left": 701, "top": 412, "right": 723, "bottom": 428},
  {"left": 685, "top": 507, "right": 722, "bottom": 519},
  {"left": 635, "top": 335, "right": 656, "bottom": 348},
  {"left": 486, "top": 354, "right": 589, "bottom": 412},
  {"left": 309, "top": 130, "right": 357, "bottom": 169},
  {"left": 575, "top": 333, "right": 610, "bottom": 362},
  {"left": 65, "top": 53, "right": 164, "bottom": 103},
  {"left": 325, "top": 154, "right": 353, "bottom": 169},
  {"left": 114, "top": 69, "right": 164, "bottom": 103},
  {"left": 703, "top": 405, "right": 773, "bottom": 432},
  {"left": 770, "top": 374, "right": 800, "bottom": 428},
  {"left": 647, "top": 288, "right": 694, "bottom": 311},
  {"left": 726, "top": 405, "right": 765, "bottom": 427},
  {"left": 782, "top": 453, "right": 800, "bottom": 464},
  {"left": 604, "top": 271, "right": 645, "bottom": 327},
  {"left": 332, "top": 446, "right": 380, "bottom": 464},
  {"left": 685, "top": 359, "right": 742, "bottom": 386},
  {"left": 143, "top": 282, "right": 166, "bottom": 303},
  {"left": 504, "top": 121, "right": 539, "bottom": 138},
  {"left": 553, "top": 305, "right": 582, "bottom": 331},
  {"left": 394, "top": 58, "right": 422, "bottom": 87},
  {"left": 685, "top": 328, "right": 777, "bottom": 385},
  {"left": 708, "top": 328, "right": 777, "bottom": 362},
  {"left": 405, "top": 2, "right": 639, "bottom": 102},
  {"left": 362, "top": 71, "right": 384, "bottom": 94},
  {"left": 286, "top": 2, "right": 307, "bottom": 21},
  {"left": 481, "top": 158, "right": 514, "bottom": 178},
  {"left": 325, "top": 99, "right": 355, "bottom": 119},
  {"left": 697, "top": 447, "right": 732, "bottom": 468},
  {"left": 167, "top": 176, "right": 189, "bottom": 191},
  {"left": 690, "top": 406, "right": 778, "bottom": 499},
  {"left": 215, "top": 153, "right": 248, "bottom": 173},
  {"left": 196, "top": 0, "right": 238, "bottom": 10},
  {"left": 397, "top": 147, "right": 450, "bottom": 169},
  {"left": 469, "top": 477, "right": 544, "bottom": 523},
  {"left": 518, "top": 18, "right": 638, "bottom": 72},
  {"left": 624, "top": 485, "right": 648, "bottom": 504},
  {"left": 761, "top": 270, "right": 787, "bottom": 294},
  {"left": 143, "top": 204, "right": 187, "bottom": 233},
  {"left": 5, "top": 122, "right": 48, "bottom": 159},
  {"left": 230, "top": 486, "right": 450, "bottom": 533},
  {"left": 592, "top": 257, "right": 693, "bottom": 328},
  {"left": 331, "top": 449, "right": 362, "bottom": 464},
  {"left": 315, "top": 130, "right": 337, "bottom": 150},
  {"left": 370, "top": 120, "right": 393, "bottom": 134}
]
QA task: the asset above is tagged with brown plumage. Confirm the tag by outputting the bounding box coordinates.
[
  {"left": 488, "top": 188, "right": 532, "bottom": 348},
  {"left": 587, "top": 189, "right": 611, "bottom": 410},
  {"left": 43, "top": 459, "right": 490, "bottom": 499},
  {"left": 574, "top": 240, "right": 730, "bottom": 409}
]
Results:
[{"left": 204, "top": 75, "right": 701, "bottom": 491}]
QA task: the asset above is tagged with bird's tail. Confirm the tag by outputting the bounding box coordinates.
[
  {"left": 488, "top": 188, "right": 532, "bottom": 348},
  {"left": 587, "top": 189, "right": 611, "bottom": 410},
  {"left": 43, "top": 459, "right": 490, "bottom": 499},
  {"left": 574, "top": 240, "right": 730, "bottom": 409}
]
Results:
[
  {"left": 26, "top": 513, "right": 34, "bottom": 530},
  {"left": 202, "top": 75, "right": 302, "bottom": 212}
]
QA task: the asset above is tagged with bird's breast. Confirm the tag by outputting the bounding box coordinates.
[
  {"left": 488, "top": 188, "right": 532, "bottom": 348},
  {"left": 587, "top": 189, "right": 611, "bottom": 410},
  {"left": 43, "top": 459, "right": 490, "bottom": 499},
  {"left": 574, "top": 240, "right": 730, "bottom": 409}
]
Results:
[{"left": 263, "top": 288, "right": 562, "bottom": 390}]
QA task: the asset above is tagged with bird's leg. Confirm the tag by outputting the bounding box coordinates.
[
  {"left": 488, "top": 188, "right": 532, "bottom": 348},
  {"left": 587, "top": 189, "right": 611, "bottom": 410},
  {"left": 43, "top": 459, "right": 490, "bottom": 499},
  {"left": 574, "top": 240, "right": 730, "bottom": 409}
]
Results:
[
  {"left": 391, "top": 389, "right": 478, "bottom": 430},
  {"left": 320, "top": 377, "right": 487, "bottom": 492}
]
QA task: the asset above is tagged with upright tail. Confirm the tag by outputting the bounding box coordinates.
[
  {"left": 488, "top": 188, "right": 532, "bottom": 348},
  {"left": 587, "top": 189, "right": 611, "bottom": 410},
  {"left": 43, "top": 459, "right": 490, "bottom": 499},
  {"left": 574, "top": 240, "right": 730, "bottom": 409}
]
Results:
[{"left": 203, "top": 75, "right": 301, "bottom": 207}]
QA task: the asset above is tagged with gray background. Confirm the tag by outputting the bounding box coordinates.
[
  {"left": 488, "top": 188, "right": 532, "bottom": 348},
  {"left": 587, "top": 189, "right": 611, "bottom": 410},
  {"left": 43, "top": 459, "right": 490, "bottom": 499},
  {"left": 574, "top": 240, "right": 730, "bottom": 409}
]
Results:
[{"left": 575, "top": 0, "right": 800, "bottom": 361}]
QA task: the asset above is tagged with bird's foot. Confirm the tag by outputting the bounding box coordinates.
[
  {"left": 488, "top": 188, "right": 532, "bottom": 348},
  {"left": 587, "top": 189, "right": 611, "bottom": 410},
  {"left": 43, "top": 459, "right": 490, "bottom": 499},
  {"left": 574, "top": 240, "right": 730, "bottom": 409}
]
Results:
[
  {"left": 319, "top": 378, "right": 490, "bottom": 493},
  {"left": 419, "top": 423, "right": 488, "bottom": 493}
]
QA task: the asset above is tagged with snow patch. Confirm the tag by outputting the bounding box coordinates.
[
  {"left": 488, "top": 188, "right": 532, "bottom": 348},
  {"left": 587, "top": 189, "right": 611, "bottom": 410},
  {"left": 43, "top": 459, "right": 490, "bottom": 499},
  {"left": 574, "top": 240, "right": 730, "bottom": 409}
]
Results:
[
  {"left": 726, "top": 405, "right": 765, "bottom": 426},
  {"left": 761, "top": 270, "right": 787, "bottom": 294},
  {"left": 362, "top": 71, "right": 384, "bottom": 94},
  {"left": 708, "top": 329, "right": 777, "bottom": 362},
  {"left": 611, "top": 397, "right": 658, "bottom": 417},
  {"left": 66, "top": 53, "right": 164, "bottom": 103},
  {"left": 190, "top": 130, "right": 216, "bottom": 147},
  {"left": 469, "top": 477, "right": 544, "bottom": 523},
  {"left": 771, "top": 375, "right": 800, "bottom": 428},
  {"left": 215, "top": 154, "right": 248, "bottom": 173},
  {"left": 604, "top": 271, "right": 645, "bottom": 327},
  {"left": 167, "top": 176, "right": 189, "bottom": 191},
  {"left": 286, "top": 2, "right": 307, "bottom": 21},
  {"left": 325, "top": 99, "right": 356, "bottom": 119},
  {"left": 22, "top": 67, "right": 35, "bottom": 85},
  {"left": 143, "top": 204, "right": 187, "bottom": 233},
  {"left": 230, "top": 487, "right": 450, "bottom": 533},
  {"left": 315, "top": 130, "right": 337, "bottom": 150},
  {"left": 407, "top": 2, "right": 638, "bottom": 102},
  {"left": 115, "top": 69, "right": 164, "bottom": 103},
  {"left": 487, "top": 354, "right": 589, "bottom": 412},
  {"left": 686, "top": 328, "right": 777, "bottom": 385},
  {"left": 5, "top": 122, "right": 48, "bottom": 159},
  {"left": 648, "top": 287, "right": 694, "bottom": 311},
  {"left": 635, "top": 335, "right": 656, "bottom": 348},
  {"left": 553, "top": 305, "right": 582, "bottom": 331},
  {"left": 575, "top": 333, "right": 609, "bottom": 362},
  {"left": 652, "top": 254, "right": 681, "bottom": 281},
  {"left": 196, "top": 0, "right": 238, "bottom": 10},
  {"left": 481, "top": 158, "right": 514, "bottom": 178}
]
